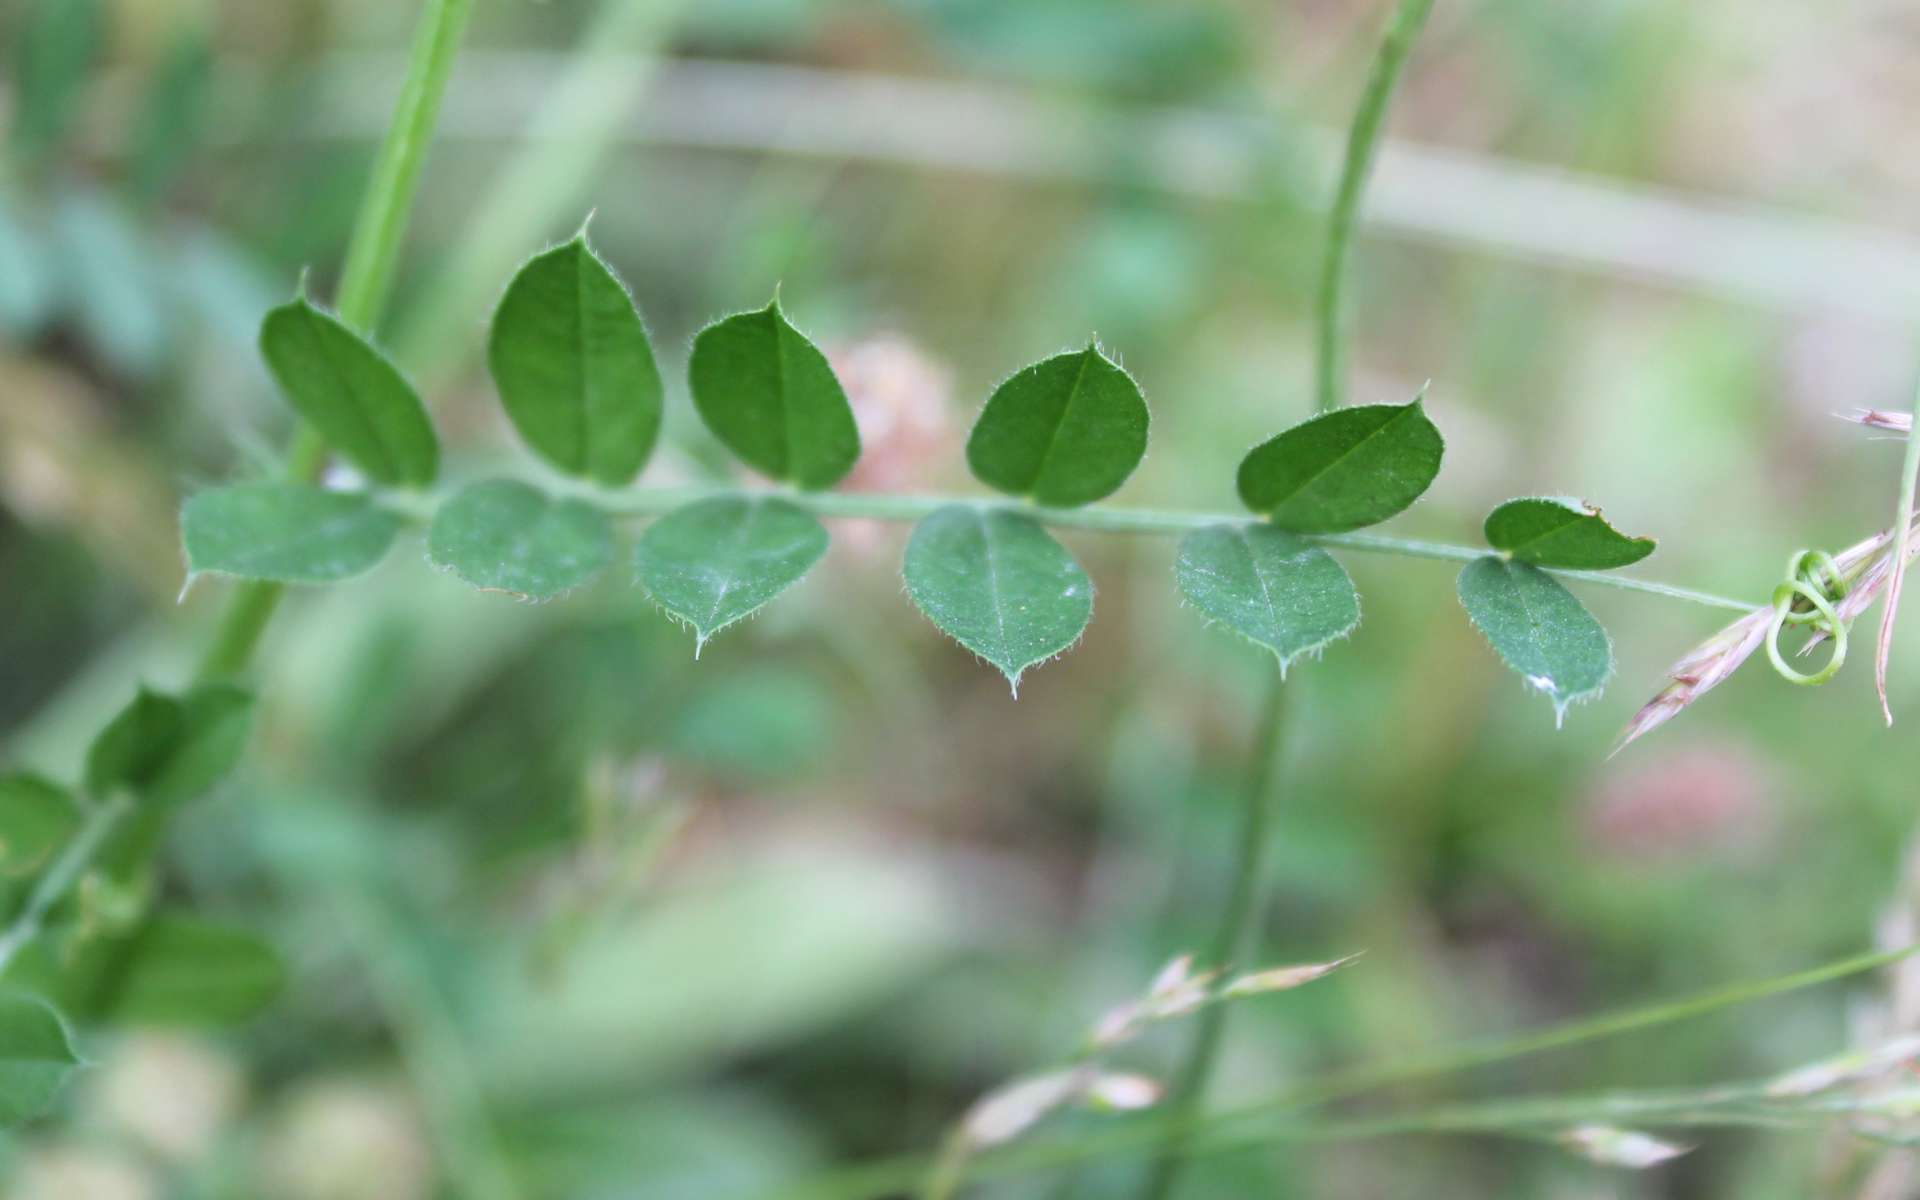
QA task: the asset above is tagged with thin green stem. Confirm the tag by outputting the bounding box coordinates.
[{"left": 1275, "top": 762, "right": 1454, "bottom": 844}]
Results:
[
  {"left": 1314, "top": 0, "right": 1436, "bottom": 413},
  {"left": 334, "top": 0, "right": 477, "bottom": 333},
  {"left": 771, "top": 944, "right": 1916, "bottom": 1200},
  {"left": 1139, "top": 676, "right": 1288, "bottom": 1200},
  {"left": 0, "top": 795, "right": 130, "bottom": 973},
  {"left": 509, "top": 484, "right": 1752, "bottom": 612},
  {"left": 195, "top": 0, "right": 474, "bottom": 683}
]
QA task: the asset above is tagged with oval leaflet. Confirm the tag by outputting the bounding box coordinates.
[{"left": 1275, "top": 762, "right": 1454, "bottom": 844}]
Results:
[
  {"left": 688, "top": 299, "right": 861, "bottom": 490},
  {"left": 903, "top": 506, "right": 1093, "bottom": 694},
  {"left": 488, "top": 235, "right": 664, "bottom": 486},
  {"left": 1237, "top": 399, "right": 1443, "bottom": 532},
  {"left": 967, "top": 344, "right": 1149, "bottom": 507}
]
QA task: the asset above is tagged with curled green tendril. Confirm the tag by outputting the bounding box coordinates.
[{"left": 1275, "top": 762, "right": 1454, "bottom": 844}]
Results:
[{"left": 1766, "top": 549, "right": 1849, "bottom": 686}]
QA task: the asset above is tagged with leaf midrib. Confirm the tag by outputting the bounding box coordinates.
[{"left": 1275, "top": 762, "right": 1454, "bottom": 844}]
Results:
[
  {"left": 1266, "top": 404, "right": 1417, "bottom": 515},
  {"left": 291, "top": 305, "right": 400, "bottom": 483},
  {"left": 1024, "top": 348, "right": 1096, "bottom": 499}
]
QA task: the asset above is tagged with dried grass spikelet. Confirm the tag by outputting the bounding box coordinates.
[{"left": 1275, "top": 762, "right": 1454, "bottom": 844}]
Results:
[
  {"left": 1848, "top": 409, "right": 1915, "bottom": 434},
  {"left": 1618, "top": 517, "right": 1920, "bottom": 750},
  {"left": 1557, "top": 1124, "right": 1690, "bottom": 1169},
  {"left": 1615, "top": 607, "right": 1772, "bottom": 752}
]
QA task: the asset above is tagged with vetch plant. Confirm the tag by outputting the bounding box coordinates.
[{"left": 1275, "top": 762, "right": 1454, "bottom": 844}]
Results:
[{"left": 9, "top": 0, "right": 1920, "bottom": 1194}]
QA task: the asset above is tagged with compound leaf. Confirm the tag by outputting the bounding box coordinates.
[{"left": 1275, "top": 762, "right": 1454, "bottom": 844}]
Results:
[
  {"left": 1458, "top": 556, "right": 1613, "bottom": 725},
  {"left": 1237, "top": 399, "right": 1443, "bottom": 532},
  {"left": 1484, "top": 496, "right": 1654, "bottom": 569},
  {"left": 635, "top": 497, "right": 830, "bottom": 652},
  {"left": 488, "top": 235, "right": 664, "bottom": 485},
  {"left": 967, "top": 344, "right": 1148, "bottom": 507},
  {"left": 903, "top": 506, "right": 1092, "bottom": 693},
  {"left": 0, "top": 993, "right": 79, "bottom": 1128},
  {"left": 428, "top": 479, "right": 614, "bottom": 600},
  {"left": 182, "top": 482, "right": 399, "bottom": 585},
  {"left": 688, "top": 300, "right": 860, "bottom": 489},
  {"left": 85, "top": 684, "right": 252, "bottom": 809},
  {"left": 259, "top": 295, "right": 437, "bottom": 486},
  {"left": 1176, "top": 523, "right": 1360, "bottom": 674}
]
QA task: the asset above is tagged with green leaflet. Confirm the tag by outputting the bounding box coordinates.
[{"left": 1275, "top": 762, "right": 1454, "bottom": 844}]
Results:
[
  {"left": 1237, "top": 399, "right": 1443, "bottom": 532},
  {"left": 1175, "top": 524, "right": 1360, "bottom": 674},
  {"left": 0, "top": 993, "right": 79, "bottom": 1127},
  {"left": 8, "top": 915, "right": 283, "bottom": 1027},
  {"left": 0, "top": 775, "right": 80, "bottom": 879},
  {"left": 488, "top": 235, "right": 664, "bottom": 485},
  {"left": 428, "top": 480, "right": 614, "bottom": 600},
  {"left": 689, "top": 300, "right": 861, "bottom": 490},
  {"left": 259, "top": 294, "right": 438, "bottom": 486},
  {"left": 1484, "top": 496, "right": 1654, "bottom": 569},
  {"left": 903, "top": 506, "right": 1093, "bottom": 694},
  {"left": 966, "top": 344, "right": 1149, "bottom": 507},
  {"left": 635, "top": 497, "right": 830, "bottom": 652},
  {"left": 85, "top": 684, "right": 253, "bottom": 810},
  {"left": 182, "top": 482, "right": 400, "bottom": 585},
  {"left": 1457, "top": 556, "right": 1613, "bottom": 725}
]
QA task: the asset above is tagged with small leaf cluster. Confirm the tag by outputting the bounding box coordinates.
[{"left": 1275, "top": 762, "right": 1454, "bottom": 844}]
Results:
[
  {"left": 0, "top": 683, "right": 281, "bottom": 1124},
  {"left": 181, "top": 228, "right": 1661, "bottom": 715}
]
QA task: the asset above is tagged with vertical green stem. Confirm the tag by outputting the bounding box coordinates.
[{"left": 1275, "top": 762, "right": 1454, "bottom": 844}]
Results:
[
  {"left": 195, "top": 0, "right": 475, "bottom": 683},
  {"left": 1138, "top": 676, "right": 1287, "bottom": 1199},
  {"left": 1314, "top": 0, "right": 1437, "bottom": 413},
  {"left": 1144, "top": 4, "right": 1436, "bottom": 1195}
]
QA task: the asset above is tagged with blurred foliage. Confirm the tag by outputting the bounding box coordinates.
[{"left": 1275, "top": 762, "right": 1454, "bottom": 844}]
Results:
[{"left": 5, "top": 0, "right": 1920, "bottom": 1196}]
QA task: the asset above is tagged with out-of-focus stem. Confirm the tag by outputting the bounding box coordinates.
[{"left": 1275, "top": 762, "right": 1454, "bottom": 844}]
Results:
[
  {"left": 1314, "top": 0, "right": 1437, "bottom": 413},
  {"left": 1138, "top": 677, "right": 1288, "bottom": 1199}
]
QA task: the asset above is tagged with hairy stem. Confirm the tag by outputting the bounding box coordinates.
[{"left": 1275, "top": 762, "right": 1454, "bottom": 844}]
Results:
[
  {"left": 1314, "top": 0, "right": 1437, "bottom": 413},
  {"left": 196, "top": 0, "right": 475, "bottom": 682},
  {"left": 463, "top": 485, "right": 1752, "bottom": 611},
  {"left": 1139, "top": 677, "right": 1288, "bottom": 1199}
]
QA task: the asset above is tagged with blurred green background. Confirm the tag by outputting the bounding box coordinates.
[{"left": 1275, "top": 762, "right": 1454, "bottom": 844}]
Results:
[{"left": 6, "top": 0, "right": 1920, "bottom": 1196}]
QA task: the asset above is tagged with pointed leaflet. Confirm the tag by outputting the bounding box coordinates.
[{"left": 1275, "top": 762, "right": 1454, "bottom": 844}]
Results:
[
  {"left": 6, "top": 915, "right": 283, "bottom": 1026},
  {"left": 903, "top": 506, "right": 1093, "bottom": 692},
  {"left": 1237, "top": 399, "right": 1443, "bottom": 532},
  {"left": 0, "top": 993, "right": 79, "bottom": 1127},
  {"left": 0, "top": 775, "right": 80, "bottom": 879},
  {"left": 635, "top": 497, "right": 830, "bottom": 650},
  {"left": 1483, "top": 497, "right": 1654, "bottom": 569},
  {"left": 688, "top": 299, "right": 861, "bottom": 489},
  {"left": 1458, "top": 556, "right": 1613, "bottom": 724},
  {"left": 967, "top": 344, "right": 1149, "bottom": 507},
  {"left": 85, "top": 684, "right": 252, "bottom": 809},
  {"left": 259, "top": 294, "right": 437, "bottom": 486},
  {"left": 1175, "top": 524, "right": 1360, "bottom": 674},
  {"left": 182, "top": 482, "right": 399, "bottom": 585},
  {"left": 488, "top": 235, "right": 664, "bottom": 485},
  {"left": 428, "top": 480, "right": 613, "bottom": 600}
]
